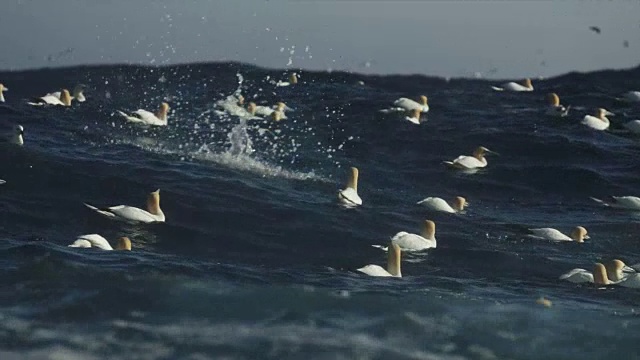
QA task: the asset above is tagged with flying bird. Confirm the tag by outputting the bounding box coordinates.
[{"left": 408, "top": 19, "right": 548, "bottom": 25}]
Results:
[{"left": 589, "top": 26, "right": 601, "bottom": 34}]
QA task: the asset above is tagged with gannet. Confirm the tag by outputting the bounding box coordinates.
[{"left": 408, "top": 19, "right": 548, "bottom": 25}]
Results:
[
  {"left": 559, "top": 263, "right": 609, "bottom": 285},
  {"left": 51, "top": 84, "right": 86, "bottom": 103},
  {"left": 623, "top": 120, "right": 640, "bottom": 134},
  {"left": 253, "top": 102, "right": 291, "bottom": 118},
  {"left": 28, "top": 89, "right": 72, "bottom": 106},
  {"left": 275, "top": 73, "right": 298, "bottom": 87},
  {"left": 590, "top": 196, "right": 640, "bottom": 210},
  {"left": 68, "top": 234, "right": 132, "bottom": 251},
  {"left": 391, "top": 220, "right": 437, "bottom": 251},
  {"left": 117, "top": 102, "right": 170, "bottom": 126},
  {"left": 581, "top": 108, "right": 610, "bottom": 131},
  {"left": 357, "top": 243, "right": 402, "bottom": 277},
  {"left": 491, "top": 78, "right": 533, "bottom": 92},
  {"left": 417, "top": 196, "right": 467, "bottom": 213},
  {"left": 545, "top": 93, "right": 570, "bottom": 117},
  {"left": 338, "top": 167, "right": 362, "bottom": 207},
  {"left": 2, "top": 124, "right": 24, "bottom": 145},
  {"left": 380, "top": 95, "right": 429, "bottom": 113},
  {"left": 84, "top": 189, "right": 165, "bottom": 223},
  {"left": 527, "top": 226, "right": 589, "bottom": 242},
  {"left": 444, "top": 146, "right": 495, "bottom": 169},
  {"left": 620, "top": 91, "right": 640, "bottom": 102}
]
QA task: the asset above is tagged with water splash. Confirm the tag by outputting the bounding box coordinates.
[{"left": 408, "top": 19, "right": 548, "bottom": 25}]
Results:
[{"left": 227, "top": 119, "right": 254, "bottom": 157}]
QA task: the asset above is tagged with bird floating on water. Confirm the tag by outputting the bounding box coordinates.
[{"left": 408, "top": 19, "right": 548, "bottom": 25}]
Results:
[
  {"left": 28, "top": 89, "right": 72, "bottom": 106},
  {"left": 545, "top": 93, "right": 570, "bottom": 117},
  {"left": 391, "top": 220, "right": 437, "bottom": 252},
  {"left": 491, "top": 78, "right": 533, "bottom": 92},
  {"left": 338, "top": 167, "right": 362, "bottom": 207},
  {"left": 560, "top": 263, "right": 609, "bottom": 285},
  {"left": 275, "top": 73, "right": 298, "bottom": 87},
  {"left": 68, "top": 234, "right": 132, "bottom": 251},
  {"left": 357, "top": 243, "right": 402, "bottom": 277},
  {"left": 444, "top": 146, "right": 496, "bottom": 170},
  {"left": 2, "top": 124, "right": 24, "bottom": 145},
  {"left": 380, "top": 95, "right": 429, "bottom": 113},
  {"left": 417, "top": 196, "right": 467, "bottom": 213},
  {"left": 84, "top": 189, "right": 165, "bottom": 223},
  {"left": 619, "top": 91, "right": 640, "bottom": 102},
  {"left": 623, "top": 120, "right": 640, "bottom": 134},
  {"left": 590, "top": 196, "right": 640, "bottom": 210},
  {"left": 581, "top": 108, "right": 611, "bottom": 131},
  {"left": 527, "top": 226, "right": 589, "bottom": 243},
  {"left": 51, "top": 84, "right": 86, "bottom": 103},
  {"left": 117, "top": 102, "right": 170, "bottom": 126},
  {"left": 605, "top": 259, "right": 640, "bottom": 288}
]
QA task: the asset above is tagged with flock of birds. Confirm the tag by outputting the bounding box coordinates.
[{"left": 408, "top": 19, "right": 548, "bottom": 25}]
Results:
[
  {"left": 0, "top": 73, "right": 298, "bottom": 251},
  {"left": 1, "top": 74, "right": 640, "bottom": 290},
  {"left": 336, "top": 78, "right": 640, "bottom": 290}
]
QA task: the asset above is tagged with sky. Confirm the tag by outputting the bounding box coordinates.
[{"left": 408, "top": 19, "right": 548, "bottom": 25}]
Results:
[{"left": 0, "top": 0, "right": 639, "bottom": 79}]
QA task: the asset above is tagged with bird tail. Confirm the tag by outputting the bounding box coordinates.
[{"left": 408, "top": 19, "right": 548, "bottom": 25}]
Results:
[
  {"left": 83, "top": 203, "right": 116, "bottom": 217},
  {"left": 491, "top": 86, "right": 504, "bottom": 91},
  {"left": 379, "top": 107, "right": 405, "bottom": 114},
  {"left": 371, "top": 244, "right": 389, "bottom": 251},
  {"left": 115, "top": 110, "right": 129, "bottom": 118},
  {"left": 589, "top": 197, "right": 610, "bottom": 207},
  {"left": 116, "top": 110, "right": 144, "bottom": 123}
]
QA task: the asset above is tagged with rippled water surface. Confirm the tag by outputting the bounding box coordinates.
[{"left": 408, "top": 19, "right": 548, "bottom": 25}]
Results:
[{"left": 1, "top": 63, "right": 640, "bottom": 359}]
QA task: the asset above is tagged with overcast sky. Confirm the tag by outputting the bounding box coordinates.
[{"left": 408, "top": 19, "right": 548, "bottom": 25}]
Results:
[{"left": 1, "top": 0, "right": 638, "bottom": 78}]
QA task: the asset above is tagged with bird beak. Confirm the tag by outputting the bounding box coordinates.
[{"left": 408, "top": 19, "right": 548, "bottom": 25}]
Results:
[
  {"left": 623, "top": 266, "right": 636, "bottom": 273},
  {"left": 584, "top": 235, "right": 590, "bottom": 240},
  {"left": 487, "top": 150, "right": 500, "bottom": 156},
  {"left": 604, "top": 109, "right": 615, "bottom": 116},
  {"left": 285, "top": 105, "right": 295, "bottom": 112}
]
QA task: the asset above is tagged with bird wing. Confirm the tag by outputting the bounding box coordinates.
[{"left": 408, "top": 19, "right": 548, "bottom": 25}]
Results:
[
  {"left": 39, "top": 94, "right": 64, "bottom": 105},
  {"left": 417, "top": 197, "right": 455, "bottom": 213},
  {"left": 133, "top": 109, "right": 161, "bottom": 122},
  {"left": 559, "top": 268, "right": 592, "bottom": 283},
  {"left": 582, "top": 115, "right": 608, "bottom": 130},
  {"left": 393, "top": 98, "right": 420, "bottom": 110},
  {"left": 68, "top": 239, "right": 93, "bottom": 248},
  {"left": 108, "top": 205, "right": 159, "bottom": 223},
  {"left": 357, "top": 265, "right": 393, "bottom": 277},
  {"left": 338, "top": 188, "right": 362, "bottom": 206},
  {"left": 391, "top": 232, "right": 434, "bottom": 251},
  {"left": 452, "top": 155, "right": 484, "bottom": 169},
  {"left": 254, "top": 106, "right": 274, "bottom": 116},
  {"left": 75, "top": 234, "right": 113, "bottom": 250},
  {"left": 529, "top": 228, "right": 570, "bottom": 241}
]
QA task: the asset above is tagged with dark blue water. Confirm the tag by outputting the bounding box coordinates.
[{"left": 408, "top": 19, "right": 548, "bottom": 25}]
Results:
[{"left": 1, "top": 63, "right": 640, "bottom": 359}]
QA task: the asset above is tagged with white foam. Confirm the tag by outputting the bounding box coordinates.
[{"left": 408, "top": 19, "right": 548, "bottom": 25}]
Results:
[
  {"left": 193, "top": 144, "right": 327, "bottom": 181},
  {"left": 114, "top": 136, "right": 328, "bottom": 182}
]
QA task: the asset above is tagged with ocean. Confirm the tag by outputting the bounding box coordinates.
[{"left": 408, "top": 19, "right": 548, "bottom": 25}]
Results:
[{"left": 1, "top": 62, "right": 640, "bottom": 359}]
